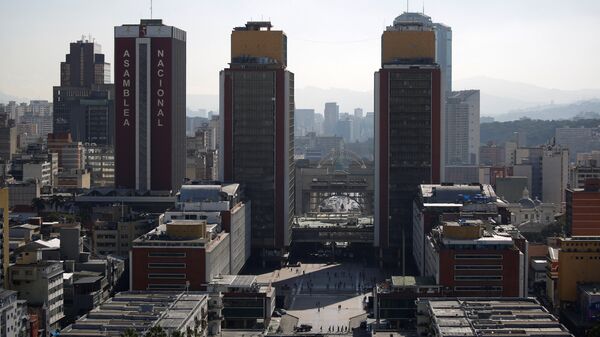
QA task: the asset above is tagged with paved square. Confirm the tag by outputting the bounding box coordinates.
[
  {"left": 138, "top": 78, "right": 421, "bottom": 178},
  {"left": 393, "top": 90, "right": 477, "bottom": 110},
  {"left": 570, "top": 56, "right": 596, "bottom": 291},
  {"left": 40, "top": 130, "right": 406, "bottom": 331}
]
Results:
[{"left": 253, "top": 262, "right": 390, "bottom": 333}]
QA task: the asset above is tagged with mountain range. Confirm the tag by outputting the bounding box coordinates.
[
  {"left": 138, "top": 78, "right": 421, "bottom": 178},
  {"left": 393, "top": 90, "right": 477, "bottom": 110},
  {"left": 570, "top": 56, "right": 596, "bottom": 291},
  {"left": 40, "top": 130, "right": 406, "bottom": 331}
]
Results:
[{"left": 4, "top": 76, "right": 600, "bottom": 121}]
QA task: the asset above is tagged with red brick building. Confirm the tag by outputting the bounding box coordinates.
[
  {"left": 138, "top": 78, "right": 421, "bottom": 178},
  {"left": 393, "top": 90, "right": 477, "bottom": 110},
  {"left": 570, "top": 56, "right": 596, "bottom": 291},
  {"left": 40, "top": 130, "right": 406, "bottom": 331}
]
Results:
[
  {"left": 566, "top": 179, "right": 600, "bottom": 236},
  {"left": 424, "top": 220, "right": 527, "bottom": 297}
]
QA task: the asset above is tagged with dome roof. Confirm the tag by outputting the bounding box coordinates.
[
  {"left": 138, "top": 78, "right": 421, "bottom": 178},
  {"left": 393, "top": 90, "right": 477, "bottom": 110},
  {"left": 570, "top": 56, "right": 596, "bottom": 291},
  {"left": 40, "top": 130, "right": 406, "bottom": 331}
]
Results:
[{"left": 518, "top": 197, "right": 536, "bottom": 209}]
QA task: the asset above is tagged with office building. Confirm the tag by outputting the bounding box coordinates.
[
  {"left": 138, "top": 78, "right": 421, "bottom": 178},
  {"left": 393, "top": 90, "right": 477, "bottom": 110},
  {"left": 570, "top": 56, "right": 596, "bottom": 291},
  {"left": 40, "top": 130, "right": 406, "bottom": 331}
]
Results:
[
  {"left": 84, "top": 143, "right": 115, "bottom": 187},
  {"left": 0, "top": 114, "right": 17, "bottom": 162},
  {"left": 220, "top": 21, "right": 295, "bottom": 254},
  {"left": 552, "top": 237, "right": 600, "bottom": 309},
  {"left": 375, "top": 14, "right": 441, "bottom": 259},
  {"left": 412, "top": 183, "right": 505, "bottom": 275},
  {"left": 566, "top": 179, "right": 600, "bottom": 236},
  {"left": 542, "top": 145, "right": 569, "bottom": 210},
  {"left": 114, "top": 19, "right": 186, "bottom": 191},
  {"left": 130, "top": 220, "right": 230, "bottom": 291},
  {"left": 416, "top": 298, "right": 573, "bottom": 337},
  {"left": 8, "top": 251, "right": 64, "bottom": 332},
  {"left": 323, "top": 102, "right": 339, "bottom": 136},
  {"left": 53, "top": 39, "right": 114, "bottom": 145},
  {"left": 424, "top": 220, "right": 528, "bottom": 297},
  {"left": 445, "top": 90, "right": 480, "bottom": 165},
  {"left": 295, "top": 108, "right": 316, "bottom": 137},
  {"left": 1, "top": 188, "right": 8, "bottom": 288}
]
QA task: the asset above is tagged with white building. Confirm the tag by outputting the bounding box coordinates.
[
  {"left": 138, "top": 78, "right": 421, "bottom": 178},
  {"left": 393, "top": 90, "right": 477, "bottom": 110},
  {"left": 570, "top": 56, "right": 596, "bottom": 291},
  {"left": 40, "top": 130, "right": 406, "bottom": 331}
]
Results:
[
  {"left": 542, "top": 145, "right": 569, "bottom": 211},
  {"left": 506, "top": 188, "right": 556, "bottom": 234},
  {"left": 445, "top": 90, "right": 480, "bottom": 165},
  {"left": 8, "top": 250, "right": 64, "bottom": 332},
  {"left": 0, "top": 289, "right": 21, "bottom": 337}
]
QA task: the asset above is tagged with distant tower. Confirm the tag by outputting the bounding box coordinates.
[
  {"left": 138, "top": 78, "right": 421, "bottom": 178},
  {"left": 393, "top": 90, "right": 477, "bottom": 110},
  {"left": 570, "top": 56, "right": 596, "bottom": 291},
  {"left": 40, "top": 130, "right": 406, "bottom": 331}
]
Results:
[
  {"left": 323, "top": 102, "right": 340, "bottom": 136},
  {"left": 375, "top": 13, "right": 441, "bottom": 263},
  {"left": 220, "top": 21, "right": 295, "bottom": 254},
  {"left": 114, "top": 19, "right": 186, "bottom": 191},
  {"left": 52, "top": 39, "right": 114, "bottom": 145}
]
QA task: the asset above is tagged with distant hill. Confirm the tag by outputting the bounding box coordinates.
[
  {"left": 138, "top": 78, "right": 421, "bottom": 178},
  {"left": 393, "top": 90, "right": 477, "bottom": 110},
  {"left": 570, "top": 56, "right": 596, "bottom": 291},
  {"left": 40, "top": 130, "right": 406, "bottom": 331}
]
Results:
[
  {"left": 492, "top": 99, "right": 600, "bottom": 122},
  {"left": 455, "top": 76, "right": 600, "bottom": 119},
  {"left": 480, "top": 118, "right": 600, "bottom": 146}
]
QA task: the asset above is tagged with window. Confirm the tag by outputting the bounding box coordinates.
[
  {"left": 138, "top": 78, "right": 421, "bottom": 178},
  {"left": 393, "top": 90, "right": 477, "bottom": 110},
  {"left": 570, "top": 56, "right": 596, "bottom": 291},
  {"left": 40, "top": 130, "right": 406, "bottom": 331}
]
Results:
[
  {"left": 454, "top": 265, "right": 502, "bottom": 271},
  {"left": 148, "top": 263, "right": 186, "bottom": 269},
  {"left": 454, "top": 286, "right": 503, "bottom": 292},
  {"left": 148, "top": 273, "right": 186, "bottom": 279},
  {"left": 455, "top": 254, "right": 503, "bottom": 260},
  {"left": 148, "top": 252, "right": 186, "bottom": 258},
  {"left": 454, "top": 275, "right": 503, "bottom": 281}
]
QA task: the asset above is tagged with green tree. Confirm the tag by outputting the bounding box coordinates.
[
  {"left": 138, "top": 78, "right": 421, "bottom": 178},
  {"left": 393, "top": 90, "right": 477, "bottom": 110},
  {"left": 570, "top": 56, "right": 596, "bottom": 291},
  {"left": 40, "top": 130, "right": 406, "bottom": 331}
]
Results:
[
  {"left": 121, "top": 328, "right": 139, "bottom": 337},
  {"left": 587, "top": 323, "right": 600, "bottom": 337},
  {"left": 170, "top": 331, "right": 184, "bottom": 337},
  {"left": 145, "top": 326, "right": 168, "bottom": 337},
  {"left": 31, "top": 198, "right": 45, "bottom": 213}
]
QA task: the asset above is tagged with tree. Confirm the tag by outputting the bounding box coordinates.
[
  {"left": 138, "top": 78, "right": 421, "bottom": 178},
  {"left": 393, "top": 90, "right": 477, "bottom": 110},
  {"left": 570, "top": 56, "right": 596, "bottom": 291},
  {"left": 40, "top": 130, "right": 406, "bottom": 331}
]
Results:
[
  {"left": 121, "top": 328, "right": 139, "bottom": 337},
  {"left": 31, "top": 198, "right": 45, "bottom": 213},
  {"left": 170, "top": 332, "right": 184, "bottom": 337},
  {"left": 145, "top": 326, "right": 168, "bottom": 337},
  {"left": 587, "top": 323, "right": 600, "bottom": 337}
]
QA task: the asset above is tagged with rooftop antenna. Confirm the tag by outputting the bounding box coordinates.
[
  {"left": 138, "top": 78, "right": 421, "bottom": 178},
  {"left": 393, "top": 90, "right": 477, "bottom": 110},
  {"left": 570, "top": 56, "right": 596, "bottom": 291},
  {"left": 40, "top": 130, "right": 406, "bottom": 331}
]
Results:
[
  {"left": 407, "top": 0, "right": 409, "bottom": 12},
  {"left": 423, "top": 0, "right": 425, "bottom": 14},
  {"left": 150, "top": 0, "right": 153, "bottom": 19}
]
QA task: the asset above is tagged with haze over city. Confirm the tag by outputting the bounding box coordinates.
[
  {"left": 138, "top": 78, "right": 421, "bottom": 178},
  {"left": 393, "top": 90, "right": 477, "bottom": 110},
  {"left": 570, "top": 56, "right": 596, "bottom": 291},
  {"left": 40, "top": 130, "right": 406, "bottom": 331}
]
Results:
[{"left": 2, "top": 0, "right": 600, "bottom": 114}]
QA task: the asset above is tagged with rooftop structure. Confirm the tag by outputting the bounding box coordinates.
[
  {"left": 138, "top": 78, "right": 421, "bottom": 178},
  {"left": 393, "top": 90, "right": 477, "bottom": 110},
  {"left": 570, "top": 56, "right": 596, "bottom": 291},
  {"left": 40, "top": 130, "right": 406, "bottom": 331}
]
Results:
[
  {"left": 416, "top": 298, "right": 573, "bottom": 337},
  {"left": 60, "top": 291, "right": 208, "bottom": 337}
]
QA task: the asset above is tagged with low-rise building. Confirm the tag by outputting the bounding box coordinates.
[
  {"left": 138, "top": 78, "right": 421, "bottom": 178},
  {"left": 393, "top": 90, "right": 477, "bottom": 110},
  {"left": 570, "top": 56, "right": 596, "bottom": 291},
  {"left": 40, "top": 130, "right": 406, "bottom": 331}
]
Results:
[
  {"left": 8, "top": 250, "right": 64, "bottom": 332},
  {"left": 93, "top": 216, "right": 157, "bottom": 257},
  {"left": 373, "top": 276, "right": 443, "bottom": 330},
  {"left": 566, "top": 179, "right": 600, "bottom": 236},
  {"left": 0, "top": 289, "right": 21, "bottom": 337},
  {"left": 207, "top": 274, "right": 275, "bottom": 331},
  {"left": 424, "top": 220, "right": 528, "bottom": 297},
  {"left": 130, "top": 220, "right": 230, "bottom": 291},
  {"left": 59, "top": 291, "right": 209, "bottom": 337},
  {"left": 416, "top": 297, "right": 573, "bottom": 337}
]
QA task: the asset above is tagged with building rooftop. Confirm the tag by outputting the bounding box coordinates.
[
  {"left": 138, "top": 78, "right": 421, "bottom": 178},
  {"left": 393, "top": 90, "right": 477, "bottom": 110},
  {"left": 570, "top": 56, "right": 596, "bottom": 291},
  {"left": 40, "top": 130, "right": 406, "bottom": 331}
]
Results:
[
  {"left": 60, "top": 291, "right": 208, "bottom": 337},
  {"left": 420, "top": 183, "right": 497, "bottom": 203},
  {"left": 210, "top": 274, "right": 258, "bottom": 288},
  {"left": 418, "top": 298, "right": 573, "bottom": 337}
]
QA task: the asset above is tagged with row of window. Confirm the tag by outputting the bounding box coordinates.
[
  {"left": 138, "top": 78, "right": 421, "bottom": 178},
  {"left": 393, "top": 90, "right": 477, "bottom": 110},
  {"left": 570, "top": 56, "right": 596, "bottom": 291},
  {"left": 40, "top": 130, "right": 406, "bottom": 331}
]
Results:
[
  {"left": 454, "top": 275, "right": 503, "bottom": 281},
  {"left": 148, "top": 252, "right": 186, "bottom": 258},
  {"left": 455, "top": 254, "right": 503, "bottom": 260},
  {"left": 454, "top": 265, "right": 502, "bottom": 271},
  {"left": 454, "top": 286, "right": 503, "bottom": 292},
  {"left": 148, "top": 273, "right": 186, "bottom": 279},
  {"left": 148, "top": 263, "right": 186, "bottom": 269}
]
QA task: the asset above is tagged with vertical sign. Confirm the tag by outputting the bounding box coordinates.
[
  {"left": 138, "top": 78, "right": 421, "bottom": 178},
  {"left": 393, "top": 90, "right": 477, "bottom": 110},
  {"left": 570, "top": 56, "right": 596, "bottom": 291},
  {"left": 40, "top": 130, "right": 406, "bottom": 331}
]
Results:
[
  {"left": 151, "top": 38, "right": 172, "bottom": 190},
  {"left": 115, "top": 37, "right": 136, "bottom": 188}
]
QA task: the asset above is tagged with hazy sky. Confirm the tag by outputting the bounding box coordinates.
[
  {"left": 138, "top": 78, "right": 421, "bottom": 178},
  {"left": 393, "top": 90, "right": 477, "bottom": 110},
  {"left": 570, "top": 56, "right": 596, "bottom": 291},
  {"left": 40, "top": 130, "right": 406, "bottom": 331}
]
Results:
[{"left": 1, "top": 0, "right": 599, "bottom": 103}]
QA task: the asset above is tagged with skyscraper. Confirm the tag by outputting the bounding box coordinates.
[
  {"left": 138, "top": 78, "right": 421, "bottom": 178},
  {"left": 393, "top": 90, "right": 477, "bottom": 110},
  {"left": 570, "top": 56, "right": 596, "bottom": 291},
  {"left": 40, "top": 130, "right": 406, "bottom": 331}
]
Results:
[
  {"left": 114, "top": 19, "right": 186, "bottom": 191},
  {"left": 323, "top": 102, "right": 340, "bottom": 136},
  {"left": 445, "top": 90, "right": 480, "bottom": 165},
  {"left": 53, "top": 39, "right": 114, "bottom": 145},
  {"left": 220, "top": 21, "right": 295, "bottom": 254},
  {"left": 374, "top": 13, "right": 441, "bottom": 264}
]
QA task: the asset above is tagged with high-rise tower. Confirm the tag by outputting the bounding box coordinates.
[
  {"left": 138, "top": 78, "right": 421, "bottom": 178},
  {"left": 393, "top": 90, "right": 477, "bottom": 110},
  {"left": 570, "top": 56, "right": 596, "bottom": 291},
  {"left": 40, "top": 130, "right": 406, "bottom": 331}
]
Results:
[
  {"left": 374, "top": 14, "right": 442, "bottom": 264},
  {"left": 220, "top": 21, "right": 295, "bottom": 254},
  {"left": 53, "top": 39, "right": 114, "bottom": 145},
  {"left": 114, "top": 19, "right": 186, "bottom": 191}
]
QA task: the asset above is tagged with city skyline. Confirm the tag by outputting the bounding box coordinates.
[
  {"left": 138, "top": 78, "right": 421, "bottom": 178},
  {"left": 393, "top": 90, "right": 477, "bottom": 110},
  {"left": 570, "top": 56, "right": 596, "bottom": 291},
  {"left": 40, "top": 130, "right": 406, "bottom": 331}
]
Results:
[{"left": 1, "top": 0, "right": 600, "bottom": 112}]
